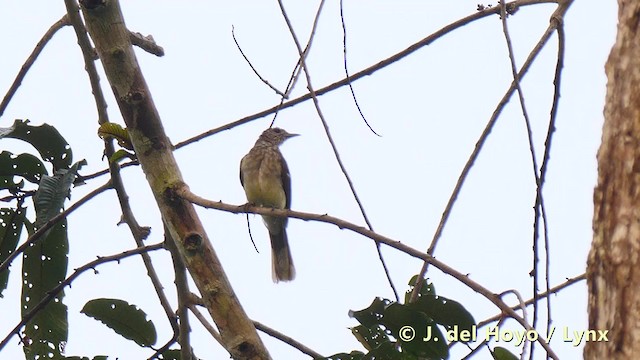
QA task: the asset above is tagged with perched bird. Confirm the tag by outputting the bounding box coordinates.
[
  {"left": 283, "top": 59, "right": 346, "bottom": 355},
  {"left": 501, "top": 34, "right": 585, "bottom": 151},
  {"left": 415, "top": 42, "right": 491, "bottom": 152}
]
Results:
[{"left": 240, "top": 127, "right": 298, "bottom": 282}]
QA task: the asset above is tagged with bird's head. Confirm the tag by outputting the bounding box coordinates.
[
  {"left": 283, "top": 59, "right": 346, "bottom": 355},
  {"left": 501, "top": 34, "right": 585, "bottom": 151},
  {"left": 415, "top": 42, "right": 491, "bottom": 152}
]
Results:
[{"left": 259, "top": 127, "right": 299, "bottom": 146}]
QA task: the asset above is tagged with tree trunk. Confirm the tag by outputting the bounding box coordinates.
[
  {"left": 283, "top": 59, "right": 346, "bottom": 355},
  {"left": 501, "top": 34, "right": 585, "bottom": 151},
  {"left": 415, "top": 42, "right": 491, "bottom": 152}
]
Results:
[{"left": 586, "top": 1, "right": 640, "bottom": 358}]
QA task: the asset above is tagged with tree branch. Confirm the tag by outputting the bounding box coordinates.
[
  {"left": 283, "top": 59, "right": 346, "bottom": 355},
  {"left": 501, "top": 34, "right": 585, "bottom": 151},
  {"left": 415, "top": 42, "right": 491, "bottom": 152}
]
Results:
[
  {"left": 178, "top": 185, "right": 560, "bottom": 359},
  {"left": 78, "top": 1, "right": 270, "bottom": 358},
  {"left": 0, "top": 14, "right": 70, "bottom": 117},
  {"left": 0, "top": 243, "right": 164, "bottom": 351}
]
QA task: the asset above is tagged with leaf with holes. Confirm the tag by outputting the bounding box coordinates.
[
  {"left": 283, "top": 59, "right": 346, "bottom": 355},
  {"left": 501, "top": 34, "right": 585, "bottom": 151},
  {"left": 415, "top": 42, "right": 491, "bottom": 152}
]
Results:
[
  {"left": 0, "top": 119, "right": 72, "bottom": 171},
  {"left": 33, "top": 160, "right": 86, "bottom": 229},
  {"left": 81, "top": 298, "right": 157, "bottom": 347}
]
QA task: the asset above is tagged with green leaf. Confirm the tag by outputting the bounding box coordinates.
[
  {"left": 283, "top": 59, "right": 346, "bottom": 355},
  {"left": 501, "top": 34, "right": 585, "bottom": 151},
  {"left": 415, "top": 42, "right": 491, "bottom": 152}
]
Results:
[
  {"left": 492, "top": 346, "right": 519, "bottom": 360},
  {"left": 381, "top": 303, "right": 448, "bottom": 359},
  {"left": 33, "top": 160, "right": 86, "bottom": 229},
  {"left": 0, "top": 151, "right": 46, "bottom": 190},
  {"left": 81, "top": 298, "right": 157, "bottom": 347},
  {"left": 405, "top": 276, "right": 436, "bottom": 303},
  {"left": 0, "top": 207, "right": 25, "bottom": 296},
  {"left": 350, "top": 324, "right": 391, "bottom": 351},
  {"left": 22, "top": 220, "right": 69, "bottom": 360},
  {"left": 351, "top": 299, "right": 449, "bottom": 359},
  {"left": 97, "top": 122, "right": 133, "bottom": 150},
  {"left": 411, "top": 294, "right": 476, "bottom": 333},
  {"left": 157, "top": 349, "right": 181, "bottom": 360},
  {"left": 0, "top": 119, "right": 73, "bottom": 171},
  {"left": 349, "top": 297, "right": 389, "bottom": 328},
  {"left": 109, "top": 149, "right": 136, "bottom": 164}
]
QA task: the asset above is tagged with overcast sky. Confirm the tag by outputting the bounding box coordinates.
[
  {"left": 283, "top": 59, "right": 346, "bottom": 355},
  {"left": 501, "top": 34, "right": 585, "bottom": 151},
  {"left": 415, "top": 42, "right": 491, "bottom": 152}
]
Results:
[{"left": 1, "top": 1, "right": 617, "bottom": 359}]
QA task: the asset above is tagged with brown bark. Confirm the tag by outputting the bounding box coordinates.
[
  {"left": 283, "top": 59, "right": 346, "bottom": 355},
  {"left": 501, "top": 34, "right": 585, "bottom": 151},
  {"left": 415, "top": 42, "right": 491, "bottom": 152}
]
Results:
[
  {"left": 586, "top": 1, "right": 640, "bottom": 358},
  {"left": 77, "top": 1, "right": 271, "bottom": 359}
]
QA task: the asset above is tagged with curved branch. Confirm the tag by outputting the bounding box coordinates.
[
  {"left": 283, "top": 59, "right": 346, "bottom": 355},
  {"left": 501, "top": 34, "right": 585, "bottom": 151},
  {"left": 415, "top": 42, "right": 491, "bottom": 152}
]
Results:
[
  {"left": 0, "top": 243, "right": 165, "bottom": 351},
  {"left": 178, "top": 185, "right": 560, "bottom": 359}
]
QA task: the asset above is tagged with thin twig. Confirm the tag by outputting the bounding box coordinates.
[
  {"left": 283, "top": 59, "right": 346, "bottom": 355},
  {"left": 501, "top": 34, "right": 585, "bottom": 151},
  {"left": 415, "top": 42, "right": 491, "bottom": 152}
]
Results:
[
  {"left": 148, "top": 337, "right": 178, "bottom": 360},
  {"left": 166, "top": 229, "right": 193, "bottom": 360},
  {"left": 540, "top": 0, "right": 569, "bottom": 344},
  {"left": 478, "top": 273, "right": 585, "bottom": 328},
  {"left": 63, "top": 0, "right": 108, "bottom": 124},
  {"left": 450, "top": 274, "right": 585, "bottom": 357},
  {"left": 499, "top": 289, "right": 530, "bottom": 360},
  {"left": 0, "top": 15, "right": 70, "bottom": 117},
  {"left": 79, "top": 1, "right": 559, "bottom": 179},
  {"left": 254, "top": 320, "right": 324, "bottom": 358},
  {"left": 174, "top": 0, "right": 557, "bottom": 149},
  {"left": 498, "top": 2, "right": 551, "bottom": 359},
  {"left": 269, "top": 0, "right": 324, "bottom": 127},
  {"left": 339, "top": 0, "right": 380, "bottom": 136},
  {"left": 232, "top": 26, "right": 286, "bottom": 97},
  {"left": 188, "top": 304, "right": 223, "bottom": 345},
  {"left": 0, "top": 243, "right": 165, "bottom": 351},
  {"left": 276, "top": 0, "right": 399, "bottom": 301},
  {"left": 0, "top": 181, "right": 112, "bottom": 275},
  {"left": 410, "top": 5, "right": 564, "bottom": 302}
]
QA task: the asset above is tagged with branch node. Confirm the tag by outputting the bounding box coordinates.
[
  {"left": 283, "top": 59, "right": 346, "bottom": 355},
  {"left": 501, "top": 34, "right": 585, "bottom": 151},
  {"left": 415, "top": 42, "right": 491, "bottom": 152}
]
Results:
[{"left": 130, "top": 31, "right": 165, "bottom": 57}]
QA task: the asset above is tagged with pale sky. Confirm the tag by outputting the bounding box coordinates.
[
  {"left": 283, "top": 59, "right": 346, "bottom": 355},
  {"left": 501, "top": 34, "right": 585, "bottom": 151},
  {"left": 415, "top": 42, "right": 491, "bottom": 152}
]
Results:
[{"left": 0, "top": 1, "right": 617, "bottom": 359}]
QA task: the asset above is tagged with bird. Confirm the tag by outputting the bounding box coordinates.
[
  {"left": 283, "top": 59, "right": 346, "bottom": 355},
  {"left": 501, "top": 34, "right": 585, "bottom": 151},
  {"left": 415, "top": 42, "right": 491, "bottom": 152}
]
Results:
[{"left": 240, "top": 127, "right": 298, "bottom": 282}]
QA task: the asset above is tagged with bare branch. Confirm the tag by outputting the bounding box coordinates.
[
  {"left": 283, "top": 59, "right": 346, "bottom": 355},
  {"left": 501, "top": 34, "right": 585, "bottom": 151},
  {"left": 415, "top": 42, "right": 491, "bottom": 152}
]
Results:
[
  {"left": 411, "top": 0, "right": 571, "bottom": 301},
  {"left": 277, "top": 0, "right": 399, "bottom": 301},
  {"left": 188, "top": 304, "right": 223, "bottom": 345},
  {"left": 497, "top": 2, "right": 553, "bottom": 358},
  {"left": 269, "top": 0, "right": 324, "bottom": 127},
  {"left": 166, "top": 229, "right": 194, "bottom": 360},
  {"left": 178, "top": 186, "right": 559, "bottom": 359},
  {"left": 65, "top": 0, "right": 179, "bottom": 336},
  {"left": 339, "top": 0, "right": 380, "bottom": 136},
  {"left": 232, "top": 26, "right": 286, "bottom": 97},
  {"left": 174, "top": 0, "right": 558, "bottom": 149},
  {"left": 253, "top": 320, "right": 324, "bottom": 359},
  {"left": 0, "top": 243, "right": 165, "bottom": 351},
  {"left": 0, "top": 15, "right": 70, "bottom": 117},
  {"left": 0, "top": 181, "right": 112, "bottom": 275}
]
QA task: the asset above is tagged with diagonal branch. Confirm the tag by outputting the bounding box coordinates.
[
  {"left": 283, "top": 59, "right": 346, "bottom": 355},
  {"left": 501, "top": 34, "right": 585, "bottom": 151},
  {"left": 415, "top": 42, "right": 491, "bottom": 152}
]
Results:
[
  {"left": 410, "top": 1, "right": 571, "bottom": 302},
  {"left": 0, "top": 181, "right": 111, "bottom": 275},
  {"left": 276, "top": 0, "right": 400, "bottom": 301},
  {"left": 174, "top": 0, "right": 557, "bottom": 149},
  {"left": 0, "top": 242, "right": 164, "bottom": 351},
  {"left": 64, "top": 0, "right": 178, "bottom": 336},
  {"left": 0, "top": 15, "right": 70, "bottom": 117},
  {"left": 77, "top": 1, "right": 270, "bottom": 358},
  {"left": 178, "top": 186, "right": 559, "bottom": 359}
]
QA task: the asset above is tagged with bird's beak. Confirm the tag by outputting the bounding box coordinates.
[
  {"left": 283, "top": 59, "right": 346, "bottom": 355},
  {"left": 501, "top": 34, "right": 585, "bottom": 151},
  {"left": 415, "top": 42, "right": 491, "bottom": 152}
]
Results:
[{"left": 286, "top": 133, "right": 300, "bottom": 139}]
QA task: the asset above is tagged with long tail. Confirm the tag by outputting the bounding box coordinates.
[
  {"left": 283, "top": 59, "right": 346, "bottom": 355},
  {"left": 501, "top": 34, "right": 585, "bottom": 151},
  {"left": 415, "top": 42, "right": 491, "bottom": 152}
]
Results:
[{"left": 269, "top": 228, "right": 295, "bottom": 282}]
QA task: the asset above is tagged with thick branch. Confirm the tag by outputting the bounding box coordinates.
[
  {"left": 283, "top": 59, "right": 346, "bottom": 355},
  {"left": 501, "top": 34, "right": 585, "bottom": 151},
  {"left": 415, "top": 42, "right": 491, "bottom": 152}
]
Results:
[{"left": 78, "top": 1, "right": 270, "bottom": 359}]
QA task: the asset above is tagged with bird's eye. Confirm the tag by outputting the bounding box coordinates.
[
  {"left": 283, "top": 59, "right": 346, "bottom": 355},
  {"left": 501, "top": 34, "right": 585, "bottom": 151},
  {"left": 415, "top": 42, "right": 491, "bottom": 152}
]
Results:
[{"left": 273, "top": 128, "right": 282, "bottom": 133}]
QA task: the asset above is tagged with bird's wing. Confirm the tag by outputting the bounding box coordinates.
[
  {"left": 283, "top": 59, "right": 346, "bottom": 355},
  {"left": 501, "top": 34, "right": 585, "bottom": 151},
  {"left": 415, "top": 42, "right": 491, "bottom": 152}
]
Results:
[
  {"left": 239, "top": 155, "right": 246, "bottom": 187},
  {"left": 280, "top": 155, "right": 292, "bottom": 209}
]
